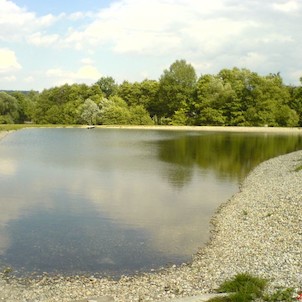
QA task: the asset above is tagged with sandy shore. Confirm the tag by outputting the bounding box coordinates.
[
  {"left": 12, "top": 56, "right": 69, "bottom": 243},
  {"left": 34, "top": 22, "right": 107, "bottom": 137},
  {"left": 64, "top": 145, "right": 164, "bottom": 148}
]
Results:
[
  {"left": 0, "top": 128, "right": 302, "bottom": 302},
  {"left": 1, "top": 125, "right": 302, "bottom": 134},
  {"left": 94, "top": 125, "right": 302, "bottom": 134}
]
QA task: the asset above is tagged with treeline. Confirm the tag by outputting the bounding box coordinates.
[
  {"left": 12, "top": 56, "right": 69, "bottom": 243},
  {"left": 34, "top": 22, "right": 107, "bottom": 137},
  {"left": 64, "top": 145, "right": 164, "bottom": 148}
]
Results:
[{"left": 1, "top": 60, "right": 302, "bottom": 126}]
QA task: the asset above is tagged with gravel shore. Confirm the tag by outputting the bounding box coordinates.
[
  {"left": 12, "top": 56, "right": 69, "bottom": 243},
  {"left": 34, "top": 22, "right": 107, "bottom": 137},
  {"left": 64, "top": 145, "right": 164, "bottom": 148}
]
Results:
[{"left": 0, "top": 130, "right": 301, "bottom": 302}]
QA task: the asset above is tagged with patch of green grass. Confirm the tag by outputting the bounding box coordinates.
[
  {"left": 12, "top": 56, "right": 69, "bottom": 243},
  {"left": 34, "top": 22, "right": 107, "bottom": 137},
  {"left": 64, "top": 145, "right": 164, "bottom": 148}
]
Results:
[
  {"left": 208, "top": 296, "right": 231, "bottom": 302},
  {"left": 293, "top": 158, "right": 302, "bottom": 172},
  {"left": 217, "top": 273, "right": 267, "bottom": 294},
  {"left": 294, "top": 164, "right": 302, "bottom": 172},
  {"left": 264, "top": 287, "right": 295, "bottom": 302},
  {"left": 0, "top": 124, "right": 28, "bottom": 131},
  {"left": 0, "top": 124, "right": 81, "bottom": 131},
  {"left": 210, "top": 273, "right": 298, "bottom": 302},
  {"left": 217, "top": 273, "right": 267, "bottom": 302}
]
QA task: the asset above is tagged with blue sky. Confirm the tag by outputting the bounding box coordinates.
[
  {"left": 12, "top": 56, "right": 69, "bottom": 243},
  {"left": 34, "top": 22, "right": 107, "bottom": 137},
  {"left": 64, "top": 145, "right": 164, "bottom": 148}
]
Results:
[
  {"left": 13, "top": 0, "right": 113, "bottom": 14},
  {"left": 1, "top": 0, "right": 302, "bottom": 91}
]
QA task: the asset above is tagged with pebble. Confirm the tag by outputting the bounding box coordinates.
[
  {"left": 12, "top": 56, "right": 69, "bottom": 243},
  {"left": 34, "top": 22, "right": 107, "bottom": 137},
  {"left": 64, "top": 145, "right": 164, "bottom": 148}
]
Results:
[{"left": 0, "top": 150, "right": 301, "bottom": 301}]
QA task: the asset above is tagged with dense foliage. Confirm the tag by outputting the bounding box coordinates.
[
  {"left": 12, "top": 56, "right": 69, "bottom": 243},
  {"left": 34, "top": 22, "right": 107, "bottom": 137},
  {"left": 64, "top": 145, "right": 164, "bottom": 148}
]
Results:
[{"left": 1, "top": 60, "right": 302, "bottom": 126}]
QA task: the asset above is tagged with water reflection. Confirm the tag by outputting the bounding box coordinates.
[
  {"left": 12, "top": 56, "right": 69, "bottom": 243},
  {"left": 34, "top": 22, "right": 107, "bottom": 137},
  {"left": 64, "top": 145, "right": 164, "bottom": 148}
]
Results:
[
  {"left": 156, "top": 132, "right": 302, "bottom": 184},
  {"left": 0, "top": 158, "right": 17, "bottom": 176},
  {"left": 0, "top": 129, "right": 301, "bottom": 275}
]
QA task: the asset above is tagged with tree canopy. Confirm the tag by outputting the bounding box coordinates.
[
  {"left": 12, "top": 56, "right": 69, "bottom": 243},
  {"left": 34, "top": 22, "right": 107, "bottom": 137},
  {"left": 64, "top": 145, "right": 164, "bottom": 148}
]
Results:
[{"left": 1, "top": 60, "right": 301, "bottom": 127}]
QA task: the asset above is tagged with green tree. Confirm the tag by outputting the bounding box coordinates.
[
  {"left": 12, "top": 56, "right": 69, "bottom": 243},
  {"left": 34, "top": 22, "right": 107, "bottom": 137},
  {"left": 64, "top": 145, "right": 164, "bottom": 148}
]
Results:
[
  {"left": 33, "top": 83, "right": 103, "bottom": 124},
  {"left": 10, "top": 92, "right": 34, "bottom": 123},
  {"left": 157, "top": 59, "right": 197, "bottom": 121},
  {"left": 62, "top": 99, "right": 83, "bottom": 124},
  {"left": 96, "top": 76, "right": 118, "bottom": 98},
  {"left": 117, "top": 81, "right": 141, "bottom": 106},
  {"left": 194, "top": 74, "right": 228, "bottom": 125},
  {"left": 244, "top": 73, "right": 295, "bottom": 126},
  {"left": 171, "top": 108, "right": 188, "bottom": 125},
  {"left": 80, "top": 98, "right": 100, "bottom": 125},
  {"left": 99, "top": 96, "right": 130, "bottom": 125},
  {"left": 217, "top": 68, "right": 253, "bottom": 125},
  {"left": 0, "top": 92, "right": 20, "bottom": 123},
  {"left": 289, "top": 77, "right": 302, "bottom": 126},
  {"left": 139, "top": 79, "right": 160, "bottom": 116},
  {"left": 129, "top": 105, "right": 154, "bottom": 125},
  {"left": 118, "top": 79, "right": 159, "bottom": 119}
]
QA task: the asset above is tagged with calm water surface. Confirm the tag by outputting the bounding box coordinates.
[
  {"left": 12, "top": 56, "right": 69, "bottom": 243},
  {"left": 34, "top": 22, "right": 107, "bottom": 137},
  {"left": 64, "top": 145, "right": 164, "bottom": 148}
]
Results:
[{"left": 0, "top": 128, "right": 301, "bottom": 276}]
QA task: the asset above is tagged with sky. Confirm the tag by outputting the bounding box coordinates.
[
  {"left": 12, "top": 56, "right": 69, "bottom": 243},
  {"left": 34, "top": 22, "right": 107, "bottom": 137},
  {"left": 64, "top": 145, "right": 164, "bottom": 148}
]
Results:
[{"left": 0, "top": 0, "right": 302, "bottom": 91}]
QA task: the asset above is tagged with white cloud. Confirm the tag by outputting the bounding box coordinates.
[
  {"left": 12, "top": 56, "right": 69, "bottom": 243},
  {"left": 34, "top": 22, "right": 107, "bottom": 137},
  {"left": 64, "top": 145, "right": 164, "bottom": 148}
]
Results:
[
  {"left": 0, "top": 48, "right": 21, "bottom": 73},
  {"left": 1, "top": 0, "right": 302, "bottom": 88},
  {"left": 0, "top": 0, "right": 60, "bottom": 41},
  {"left": 46, "top": 65, "right": 101, "bottom": 85},
  {"left": 238, "top": 52, "right": 267, "bottom": 70},
  {"left": 61, "top": 0, "right": 263, "bottom": 57},
  {"left": 27, "top": 32, "right": 60, "bottom": 46},
  {"left": 76, "top": 65, "right": 101, "bottom": 80},
  {"left": 81, "top": 58, "right": 94, "bottom": 65},
  {"left": 37, "top": 13, "right": 59, "bottom": 26},
  {"left": 68, "top": 11, "right": 94, "bottom": 21},
  {"left": 0, "top": 0, "right": 34, "bottom": 27},
  {"left": 273, "top": 0, "right": 300, "bottom": 13},
  {"left": 25, "top": 76, "right": 34, "bottom": 83},
  {"left": 3, "top": 75, "right": 16, "bottom": 82},
  {"left": 289, "top": 70, "right": 302, "bottom": 83}
]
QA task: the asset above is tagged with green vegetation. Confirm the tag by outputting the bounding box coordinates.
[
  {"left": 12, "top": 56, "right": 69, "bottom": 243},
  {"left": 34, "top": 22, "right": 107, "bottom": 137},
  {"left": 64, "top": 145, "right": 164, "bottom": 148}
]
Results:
[
  {"left": 0, "top": 124, "right": 81, "bottom": 131},
  {"left": 217, "top": 273, "right": 267, "bottom": 302},
  {"left": 209, "top": 273, "right": 298, "bottom": 302},
  {"left": 1, "top": 60, "right": 302, "bottom": 126},
  {"left": 264, "top": 288, "right": 295, "bottom": 302}
]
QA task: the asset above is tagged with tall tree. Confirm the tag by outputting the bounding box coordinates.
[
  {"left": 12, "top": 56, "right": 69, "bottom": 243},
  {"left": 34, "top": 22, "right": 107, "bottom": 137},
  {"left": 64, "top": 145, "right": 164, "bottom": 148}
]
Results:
[
  {"left": 10, "top": 91, "right": 34, "bottom": 123},
  {"left": 96, "top": 76, "right": 118, "bottom": 98},
  {"left": 289, "top": 77, "right": 302, "bottom": 126},
  {"left": 0, "top": 92, "right": 19, "bottom": 123},
  {"left": 99, "top": 96, "right": 130, "bottom": 125},
  {"left": 157, "top": 59, "right": 197, "bottom": 121},
  {"left": 194, "top": 74, "right": 227, "bottom": 125},
  {"left": 80, "top": 98, "right": 100, "bottom": 125},
  {"left": 117, "top": 81, "right": 141, "bottom": 106}
]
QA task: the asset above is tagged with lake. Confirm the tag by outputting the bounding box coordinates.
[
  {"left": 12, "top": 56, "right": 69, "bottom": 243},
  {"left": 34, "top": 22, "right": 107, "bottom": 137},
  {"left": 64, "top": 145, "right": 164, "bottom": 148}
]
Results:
[{"left": 0, "top": 128, "right": 301, "bottom": 277}]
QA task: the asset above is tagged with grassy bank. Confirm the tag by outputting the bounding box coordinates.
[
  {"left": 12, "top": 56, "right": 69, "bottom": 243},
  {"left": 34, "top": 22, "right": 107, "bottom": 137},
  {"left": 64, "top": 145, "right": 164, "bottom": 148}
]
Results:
[
  {"left": 0, "top": 124, "right": 84, "bottom": 131},
  {"left": 1, "top": 124, "right": 302, "bottom": 133}
]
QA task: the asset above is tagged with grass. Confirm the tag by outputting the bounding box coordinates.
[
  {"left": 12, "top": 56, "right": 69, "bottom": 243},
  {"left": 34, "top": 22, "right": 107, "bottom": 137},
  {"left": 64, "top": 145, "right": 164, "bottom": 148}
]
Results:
[
  {"left": 208, "top": 273, "right": 297, "bottom": 302},
  {"left": 293, "top": 158, "right": 302, "bottom": 172},
  {"left": 0, "top": 124, "right": 83, "bottom": 131},
  {"left": 263, "top": 288, "right": 295, "bottom": 302},
  {"left": 217, "top": 273, "right": 267, "bottom": 302}
]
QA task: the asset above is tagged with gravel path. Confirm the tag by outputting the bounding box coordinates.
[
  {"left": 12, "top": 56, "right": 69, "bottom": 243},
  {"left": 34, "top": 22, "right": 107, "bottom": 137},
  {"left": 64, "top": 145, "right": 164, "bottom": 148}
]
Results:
[{"left": 0, "top": 132, "right": 301, "bottom": 302}]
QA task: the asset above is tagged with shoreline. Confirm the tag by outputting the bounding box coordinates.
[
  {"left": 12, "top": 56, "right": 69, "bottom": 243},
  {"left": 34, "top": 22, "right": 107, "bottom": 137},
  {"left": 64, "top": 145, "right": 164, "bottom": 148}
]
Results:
[
  {"left": 1, "top": 125, "right": 302, "bottom": 134},
  {"left": 94, "top": 125, "right": 302, "bottom": 134},
  {"left": 0, "top": 130, "right": 302, "bottom": 301}
]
